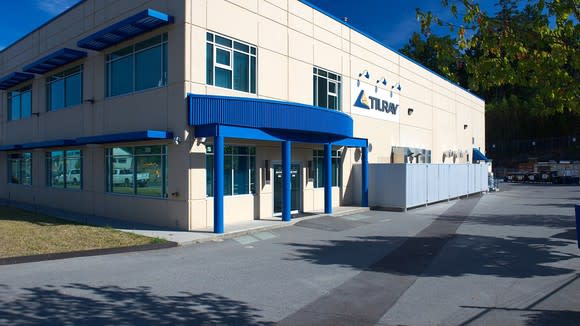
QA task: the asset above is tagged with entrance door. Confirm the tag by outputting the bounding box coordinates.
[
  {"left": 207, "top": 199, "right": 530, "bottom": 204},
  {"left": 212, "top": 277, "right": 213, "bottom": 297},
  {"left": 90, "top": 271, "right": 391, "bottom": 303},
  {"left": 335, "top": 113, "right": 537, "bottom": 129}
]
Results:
[{"left": 273, "top": 163, "right": 301, "bottom": 215}]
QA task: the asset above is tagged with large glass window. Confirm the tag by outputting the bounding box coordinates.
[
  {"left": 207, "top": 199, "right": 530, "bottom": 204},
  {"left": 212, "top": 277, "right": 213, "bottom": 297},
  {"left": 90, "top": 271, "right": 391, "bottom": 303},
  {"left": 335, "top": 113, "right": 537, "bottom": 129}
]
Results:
[
  {"left": 206, "top": 145, "right": 256, "bottom": 197},
  {"left": 106, "top": 34, "right": 168, "bottom": 97},
  {"left": 8, "top": 86, "right": 32, "bottom": 121},
  {"left": 8, "top": 153, "right": 32, "bottom": 185},
  {"left": 313, "top": 150, "right": 341, "bottom": 188},
  {"left": 47, "top": 65, "right": 82, "bottom": 111},
  {"left": 46, "top": 150, "right": 82, "bottom": 189},
  {"left": 106, "top": 145, "right": 167, "bottom": 197},
  {"left": 313, "top": 67, "right": 341, "bottom": 111},
  {"left": 206, "top": 32, "right": 257, "bottom": 94}
]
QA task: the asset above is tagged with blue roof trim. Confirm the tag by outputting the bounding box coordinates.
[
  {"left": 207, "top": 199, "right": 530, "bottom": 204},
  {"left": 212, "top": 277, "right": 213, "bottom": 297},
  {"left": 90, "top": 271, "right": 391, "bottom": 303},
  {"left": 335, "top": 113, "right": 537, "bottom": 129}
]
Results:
[
  {"left": 473, "top": 148, "right": 488, "bottom": 161},
  {"left": 21, "top": 139, "right": 75, "bottom": 149},
  {"left": 0, "top": 72, "right": 34, "bottom": 90},
  {"left": 75, "top": 130, "right": 173, "bottom": 145},
  {"left": 77, "top": 9, "right": 174, "bottom": 51},
  {"left": 188, "top": 94, "right": 353, "bottom": 139},
  {"left": 298, "top": 0, "right": 483, "bottom": 101},
  {"left": 0, "top": 130, "right": 172, "bottom": 151},
  {"left": 333, "top": 137, "right": 368, "bottom": 148},
  {"left": 23, "top": 48, "right": 87, "bottom": 74}
]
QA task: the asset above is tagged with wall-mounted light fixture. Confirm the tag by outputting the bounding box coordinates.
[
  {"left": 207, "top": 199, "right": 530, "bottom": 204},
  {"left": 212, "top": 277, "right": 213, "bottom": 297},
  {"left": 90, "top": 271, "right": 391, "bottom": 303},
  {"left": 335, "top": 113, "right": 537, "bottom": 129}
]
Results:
[
  {"left": 376, "top": 77, "right": 387, "bottom": 86},
  {"left": 83, "top": 98, "right": 95, "bottom": 104},
  {"left": 463, "top": 124, "right": 468, "bottom": 130},
  {"left": 173, "top": 136, "right": 183, "bottom": 145},
  {"left": 407, "top": 108, "right": 414, "bottom": 116},
  {"left": 391, "top": 83, "right": 401, "bottom": 91},
  {"left": 358, "top": 70, "right": 370, "bottom": 79},
  {"left": 572, "top": 137, "right": 577, "bottom": 143}
]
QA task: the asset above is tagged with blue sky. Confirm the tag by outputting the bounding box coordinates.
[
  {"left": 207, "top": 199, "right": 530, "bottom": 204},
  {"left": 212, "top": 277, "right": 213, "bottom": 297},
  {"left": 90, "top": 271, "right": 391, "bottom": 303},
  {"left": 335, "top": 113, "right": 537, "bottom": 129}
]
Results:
[{"left": 0, "top": 0, "right": 499, "bottom": 51}]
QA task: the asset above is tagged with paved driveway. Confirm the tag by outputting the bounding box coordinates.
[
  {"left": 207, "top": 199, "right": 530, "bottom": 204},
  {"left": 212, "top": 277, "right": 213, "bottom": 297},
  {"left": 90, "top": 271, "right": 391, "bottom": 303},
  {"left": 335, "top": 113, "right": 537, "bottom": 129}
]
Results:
[{"left": 1, "top": 184, "right": 579, "bottom": 325}]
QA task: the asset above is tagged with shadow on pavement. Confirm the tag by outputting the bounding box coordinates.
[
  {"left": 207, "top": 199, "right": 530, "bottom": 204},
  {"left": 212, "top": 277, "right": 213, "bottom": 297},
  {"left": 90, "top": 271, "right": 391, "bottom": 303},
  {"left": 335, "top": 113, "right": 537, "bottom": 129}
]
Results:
[
  {"left": 525, "top": 310, "right": 580, "bottom": 326},
  {"left": 285, "top": 234, "right": 579, "bottom": 278},
  {"left": 463, "top": 214, "right": 576, "bottom": 229},
  {"left": 0, "top": 283, "right": 272, "bottom": 325}
]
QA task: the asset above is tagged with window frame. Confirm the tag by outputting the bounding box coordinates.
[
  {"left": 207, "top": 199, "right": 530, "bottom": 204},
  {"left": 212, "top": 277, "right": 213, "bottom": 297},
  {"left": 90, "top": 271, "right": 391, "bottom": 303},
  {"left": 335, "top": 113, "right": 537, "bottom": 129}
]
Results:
[
  {"left": 105, "top": 145, "right": 168, "bottom": 198},
  {"left": 313, "top": 67, "right": 342, "bottom": 111},
  {"left": 7, "top": 85, "right": 32, "bottom": 121},
  {"left": 46, "top": 149, "right": 83, "bottom": 189},
  {"left": 105, "top": 33, "right": 168, "bottom": 98},
  {"left": 313, "top": 149, "right": 342, "bottom": 188},
  {"left": 47, "top": 65, "right": 83, "bottom": 112},
  {"left": 206, "top": 32, "right": 257, "bottom": 94},
  {"left": 8, "top": 152, "right": 32, "bottom": 185},
  {"left": 205, "top": 144, "right": 256, "bottom": 197}
]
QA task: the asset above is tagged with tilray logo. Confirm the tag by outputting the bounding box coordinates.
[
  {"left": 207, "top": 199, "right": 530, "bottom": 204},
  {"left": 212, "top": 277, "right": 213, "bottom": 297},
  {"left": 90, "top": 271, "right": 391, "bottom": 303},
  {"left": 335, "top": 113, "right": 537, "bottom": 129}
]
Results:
[
  {"left": 353, "top": 89, "right": 399, "bottom": 115},
  {"left": 354, "top": 90, "right": 370, "bottom": 109}
]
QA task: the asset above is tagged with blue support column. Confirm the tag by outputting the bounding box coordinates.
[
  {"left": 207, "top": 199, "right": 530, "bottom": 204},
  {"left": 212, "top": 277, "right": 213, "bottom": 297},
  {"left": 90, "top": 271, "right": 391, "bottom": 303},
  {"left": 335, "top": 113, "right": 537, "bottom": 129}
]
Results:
[
  {"left": 214, "top": 135, "right": 224, "bottom": 234},
  {"left": 324, "top": 143, "right": 333, "bottom": 214},
  {"left": 282, "top": 141, "right": 292, "bottom": 222},
  {"left": 361, "top": 146, "right": 369, "bottom": 207}
]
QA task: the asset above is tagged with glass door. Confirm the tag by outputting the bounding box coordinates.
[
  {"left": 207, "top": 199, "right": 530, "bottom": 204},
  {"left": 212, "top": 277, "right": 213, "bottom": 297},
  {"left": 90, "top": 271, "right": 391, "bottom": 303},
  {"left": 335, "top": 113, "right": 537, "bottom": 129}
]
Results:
[{"left": 273, "top": 163, "right": 301, "bottom": 215}]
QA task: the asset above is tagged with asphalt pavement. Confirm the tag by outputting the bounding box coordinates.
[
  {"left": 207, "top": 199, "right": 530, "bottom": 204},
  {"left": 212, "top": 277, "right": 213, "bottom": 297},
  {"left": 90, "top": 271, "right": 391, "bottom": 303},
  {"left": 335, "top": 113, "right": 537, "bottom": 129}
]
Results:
[{"left": 0, "top": 184, "right": 579, "bottom": 325}]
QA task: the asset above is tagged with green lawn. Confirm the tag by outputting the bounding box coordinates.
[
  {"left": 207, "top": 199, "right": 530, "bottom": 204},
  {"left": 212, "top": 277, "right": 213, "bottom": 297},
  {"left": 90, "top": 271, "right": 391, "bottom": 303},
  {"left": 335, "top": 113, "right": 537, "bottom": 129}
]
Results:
[{"left": 0, "top": 206, "right": 165, "bottom": 259}]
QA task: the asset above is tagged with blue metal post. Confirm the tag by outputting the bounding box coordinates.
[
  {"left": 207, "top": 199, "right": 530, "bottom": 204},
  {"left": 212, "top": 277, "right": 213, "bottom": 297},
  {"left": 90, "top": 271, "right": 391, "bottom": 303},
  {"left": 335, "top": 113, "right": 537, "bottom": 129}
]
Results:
[
  {"left": 282, "top": 141, "right": 292, "bottom": 222},
  {"left": 576, "top": 204, "right": 580, "bottom": 249},
  {"left": 214, "top": 135, "right": 224, "bottom": 234},
  {"left": 324, "top": 143, "right": 333, "bottom": 214},
  {"left": 361, "top": 146, "right": 369, "bottom": 207}
]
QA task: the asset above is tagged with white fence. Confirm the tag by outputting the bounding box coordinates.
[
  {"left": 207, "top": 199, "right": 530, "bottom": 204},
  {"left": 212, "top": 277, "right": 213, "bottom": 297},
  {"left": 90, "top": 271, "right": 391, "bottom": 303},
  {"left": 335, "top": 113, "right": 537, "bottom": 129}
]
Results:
[{"left": 353, "top": 163, "right": 488, "bottom": 210}]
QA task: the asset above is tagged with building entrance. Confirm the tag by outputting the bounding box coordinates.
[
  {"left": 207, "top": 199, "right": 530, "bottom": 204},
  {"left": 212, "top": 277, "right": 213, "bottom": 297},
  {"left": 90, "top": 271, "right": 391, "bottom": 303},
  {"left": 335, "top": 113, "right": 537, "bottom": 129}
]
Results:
[{"left": 273, "top": 163, "right": 301, "bottom": 215}]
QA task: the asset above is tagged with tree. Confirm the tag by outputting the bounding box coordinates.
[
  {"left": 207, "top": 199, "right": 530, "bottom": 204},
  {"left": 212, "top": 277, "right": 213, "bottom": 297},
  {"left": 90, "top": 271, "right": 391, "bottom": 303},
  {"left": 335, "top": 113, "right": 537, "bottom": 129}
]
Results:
[
  {"left": 400, "top": 32, "right": 469, "bottom": 87},
  {"left": 417, "top": 0, "right": 579, "bottom": 115}
]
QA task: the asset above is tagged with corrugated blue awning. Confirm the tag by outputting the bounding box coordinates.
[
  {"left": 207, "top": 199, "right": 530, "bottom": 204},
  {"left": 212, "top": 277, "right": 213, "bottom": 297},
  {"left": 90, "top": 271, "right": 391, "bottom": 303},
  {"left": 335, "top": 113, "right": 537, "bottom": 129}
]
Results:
[
  {"left": 0, "top": 72, "right": 34, "bottom": 90},
  {"left": 77, "top": 9, "right": 174, "bottom": 51},
  {"left": 23, "top": 48, "right": 87, "bottom": 74},
  {"left": 473, "top": 148, "right": 488, "bottom": 161}
]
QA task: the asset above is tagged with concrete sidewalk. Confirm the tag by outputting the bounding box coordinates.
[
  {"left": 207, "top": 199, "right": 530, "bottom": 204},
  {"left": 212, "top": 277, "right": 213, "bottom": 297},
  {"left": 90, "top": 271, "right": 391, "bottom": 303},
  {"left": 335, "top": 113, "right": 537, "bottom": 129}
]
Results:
[{"left": 119, "top": 206, "right": 370, "bottom": 245}]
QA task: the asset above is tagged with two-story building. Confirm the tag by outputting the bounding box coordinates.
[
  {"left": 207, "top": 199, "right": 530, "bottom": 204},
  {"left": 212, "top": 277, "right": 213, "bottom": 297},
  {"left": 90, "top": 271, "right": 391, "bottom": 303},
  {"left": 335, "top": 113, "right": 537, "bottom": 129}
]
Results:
[{"left": 0, "top": 0, "right": 485, "bottom": 233}]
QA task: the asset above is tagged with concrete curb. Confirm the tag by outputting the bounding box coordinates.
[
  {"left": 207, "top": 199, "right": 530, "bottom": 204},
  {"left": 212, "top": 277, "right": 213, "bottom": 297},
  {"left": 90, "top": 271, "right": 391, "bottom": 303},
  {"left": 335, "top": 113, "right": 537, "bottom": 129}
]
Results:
[{"left": 0, "top": 241, "right": 178, "bottom": 266}]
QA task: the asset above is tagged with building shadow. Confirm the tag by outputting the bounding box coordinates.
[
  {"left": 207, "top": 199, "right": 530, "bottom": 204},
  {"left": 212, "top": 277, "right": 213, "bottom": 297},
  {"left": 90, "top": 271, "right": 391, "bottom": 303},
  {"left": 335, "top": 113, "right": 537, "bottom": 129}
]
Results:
[
  {"left": 0, "top": 283, "right": 272, "bottom": 326},
  {"left": 284, "top": 233, "right": 579, "bottom": 278},
  {"left": 525, "top": 310, "right": 580, "bottom": 326},
  {"left": 459, "top": 214, "right": 576, "bottom": 229}
]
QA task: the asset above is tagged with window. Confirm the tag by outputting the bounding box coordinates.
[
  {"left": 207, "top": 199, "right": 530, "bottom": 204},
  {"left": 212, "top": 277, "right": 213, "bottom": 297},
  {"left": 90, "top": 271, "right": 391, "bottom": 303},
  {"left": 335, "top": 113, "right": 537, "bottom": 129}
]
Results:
[
  {"left": 8, "top": 153, "right": 32, "bottom": 185},
  {"left": 106, "top": 33, "right": 168, "bottom": 97},
  {"left": 8, "top": 85, "right": 32, "bottom": 121},
  {"left": 46, "top": 150, "right": 82, "bottom": 189},
  {"left": 313, "top": 150, "right": 341, "bottom": 188},
  {"left": 313, "top": 67, "right": 341, "bottom": 111},
  {"left": 206, "top": 145, "right": 256, "bottom": 197},
  {"left": 106, "top": 145, "right": 167, "bottom": 197},
  {"left": 206, "top": 32, "right": 257, "bottom": 93},
  {"left": 47, "top": 65, "right": 83, "bottom": 111}
]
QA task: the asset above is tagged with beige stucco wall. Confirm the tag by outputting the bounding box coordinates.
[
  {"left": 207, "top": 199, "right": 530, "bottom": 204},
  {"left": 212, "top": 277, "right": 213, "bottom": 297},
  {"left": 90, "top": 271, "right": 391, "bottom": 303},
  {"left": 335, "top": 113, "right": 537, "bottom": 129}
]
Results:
[{"left": 0, "top": 0, "right": 484, "bottom": 230}]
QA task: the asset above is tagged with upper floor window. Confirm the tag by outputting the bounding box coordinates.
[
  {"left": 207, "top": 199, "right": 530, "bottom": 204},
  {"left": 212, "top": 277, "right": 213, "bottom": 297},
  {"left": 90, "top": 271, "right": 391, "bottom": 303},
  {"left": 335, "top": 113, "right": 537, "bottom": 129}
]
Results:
[
  {"left": 206, "top": 32, "right": 257, "bottom": 94},
  {"left": 8, "top": 152, "right": 32, "bottom": 185},
  {"left": 313, "top": 67, "right": 341, "bottom": 111},
  {"left": 105, "top": 145, "right": 167, "bottom": 197},
  {"left": 46, "top": 150, "right": 82, "bottom": 189},
  {"left": 106, "top": 33, "right": 168, "bottom": 97},
  {"left": 8, "top": 85, "right": 32, "bottom": 121},
  {"left": 47, "top": 65, "right": 82, "bottom": 111}
]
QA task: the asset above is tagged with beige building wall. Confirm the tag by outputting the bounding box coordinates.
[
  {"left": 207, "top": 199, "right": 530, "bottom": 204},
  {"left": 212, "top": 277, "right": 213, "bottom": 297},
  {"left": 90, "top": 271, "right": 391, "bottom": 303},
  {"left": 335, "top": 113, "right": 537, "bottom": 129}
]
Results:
[{"left": 0, "top": 0, "right": 484, "bottom": 230}]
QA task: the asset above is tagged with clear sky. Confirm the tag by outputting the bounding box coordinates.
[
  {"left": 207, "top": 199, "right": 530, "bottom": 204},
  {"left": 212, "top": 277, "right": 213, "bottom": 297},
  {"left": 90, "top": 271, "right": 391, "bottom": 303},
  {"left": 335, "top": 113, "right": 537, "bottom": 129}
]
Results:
[{"left": 0, "top": 0, "right": 500, "bottom": 52}]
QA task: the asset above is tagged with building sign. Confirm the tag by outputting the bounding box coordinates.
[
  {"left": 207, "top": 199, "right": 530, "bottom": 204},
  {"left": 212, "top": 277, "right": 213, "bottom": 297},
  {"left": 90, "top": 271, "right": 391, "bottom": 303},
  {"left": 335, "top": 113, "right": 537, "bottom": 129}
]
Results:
[{"left": 351, "top": 80, "right": 400, "bottom": 123}]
